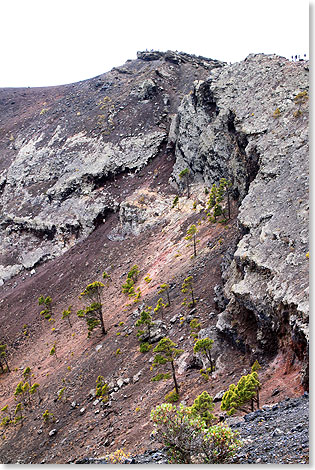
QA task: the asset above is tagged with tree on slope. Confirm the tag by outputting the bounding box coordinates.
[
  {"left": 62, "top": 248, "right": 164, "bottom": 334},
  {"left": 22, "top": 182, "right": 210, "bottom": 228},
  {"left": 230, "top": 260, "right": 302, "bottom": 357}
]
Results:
[
  {"left": 220, "top": 371, "right": 260, "bottom": 415},
  {"left": 185, "top": 224, "right": 198, "bottom": 257},
  {"left": 151, "top": 337, "right": 183, "bottom": 396},
  {"left": 0, "top": 344, "right": 10, "bottom": 373},
  {"left": 193, "top": 338, "right": 215, "bottom": 375},
  {"left": 179, "top": 168, "right": 191, "bottom": 198},
  {"left": 77, "top": 281, "right": 106, "bottom": 336}
]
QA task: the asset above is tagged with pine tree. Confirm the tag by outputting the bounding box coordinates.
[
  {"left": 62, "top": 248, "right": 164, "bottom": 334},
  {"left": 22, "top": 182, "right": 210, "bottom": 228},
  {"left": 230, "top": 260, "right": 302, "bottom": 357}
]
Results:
[
  {"left": 181, "top": 276, "right": 195, "bottom": 308},
  {"left": 193, "top": 338, "right": 215, "bottom": 374},
  {"left": 220, "top": 371, "right": 261, "bottom": 415},
  {"left": 158, "top": 283, "right": 170, "bottom": 306},
  {"left": 189, "top": 391, "right": 215, "bottom": 426},
  {"left": 172, "top": 195, "right": 179, "bottom": 209},
  {"left": 95, "top": 376, "right": 109, "bottom": 402},
  {"left": 22, "top": 367, "right": 32, "bottom": 386},
  {"left": 189, "top": 319, "right": 201, "bottom": 341},
  {"left": 218, "top": 178, "right": 232, "bottom": 219},
  {"left": 185, "top": 224, "right": 198, "bottom": 257},
  {"left": 122, "top": 265, "right": 140, "bottom": 297},
  {"left": 151, "top": 337, "right": 184, "bottom": 395},
  {"left": 179, "top": 168, "right": 191, "bottom": 198},
  {"left": 135, "top": 306, "right": 154, "bottom": 340},
  {"left": 38, "top": 295, "right": 53, "bottom": 320},
  {"left": 154, "top": 298, "right": 166, "bottom": 318},
  {"left": 14, "top": 403, "right": 24, "bottom": 426},
  {"left": 0, "top": 344, "right": 10, "bottom": 373},
  {"left": 77, "top": 281, "right": 106, "bottom": 336},
  {"left": 61, "top": 306, "right": 72, "bottom": 328}
]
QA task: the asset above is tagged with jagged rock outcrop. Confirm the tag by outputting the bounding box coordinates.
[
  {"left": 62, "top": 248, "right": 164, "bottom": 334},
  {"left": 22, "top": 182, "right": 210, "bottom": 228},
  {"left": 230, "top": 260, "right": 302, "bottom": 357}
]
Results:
[
  {"left": 0, "top": 51, "right": 223, "bottom": 281},
  {"left": 170, "top": 53, "right": 309, "bottom": 384}
]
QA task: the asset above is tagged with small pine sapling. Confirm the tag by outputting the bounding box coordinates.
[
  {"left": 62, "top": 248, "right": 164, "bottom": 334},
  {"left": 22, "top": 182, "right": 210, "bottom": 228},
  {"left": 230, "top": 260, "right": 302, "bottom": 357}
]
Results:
[
  {"left": 189, "top": 318, "right": 201, "bottom": 341},
  {"left": 29, "top": 383, "right": 41, "bottom": 403},
  {"left": 154, "top": 298, "right": 166, "bottom": 319},
  {"left": 293, "top": 90, "right": 308, "bottom": 116},
  {"left": 172, "top": 195, "right": 179, "bottom": 209},
  {"left": 179, "top": 168, "right": 191, "bottom": 198},
  {"left": 189, "top": 391, "right": 215, "bottom": 426},
  {"left": 158, "top": 283, "right": 170, "bottom": 307},
  {"left": 185, "top": 225, "right": 198, "bottom": 257},
  {"left": 14, "top": 381, "right": 30, "bottom": 406},
  {"left": 38, "top": 295, "right": 53, "bottom": 320},
  {"left": 42, "top": 409, "right": 55, "bottom": 425},
  {"left": 181, "top": 276, "right": 196, "bottom": 308},
  {"left": 14, "top": 403, "right": 24, "bottom": 426},
  {"left": 23, "top": 367, "right": 32, "bottom": 387},
  {"left": 77, "top": 281, "right": 106, "bottom": 336},
  {"left": 135, "top": 307, "right": 154, "bottom": 343},
  {"left": 193, "top": 338, "right": 215, "bottom": 375},
  {"left": 95, "top": 376, "right": 109, "bottom": 402},
  {"left": 61, "top": 306, "right": 72, "bottom": 327},
  {"left": 0, "top": 405, "right": 12, "bottom": 427},
  {"left": 57, "top": 387, "right": 66, "bottom": 402},
  {"left": 49, "top": 343, "right": 57, "bottom": 359},
  {"left": 151, "top": 337, "right": 184, "bottom": 396},
  {"left": 0, "top": 344, "right": 10, "bottom": 373},
  {"left": 144, "top": 274, "right": 152, "bottom": 284},
  {"left": 122, "top": 265, "right": 140, "bottom": 297},
  {"left": 102, "top": 271, "right": 112, "bottom": 284}
]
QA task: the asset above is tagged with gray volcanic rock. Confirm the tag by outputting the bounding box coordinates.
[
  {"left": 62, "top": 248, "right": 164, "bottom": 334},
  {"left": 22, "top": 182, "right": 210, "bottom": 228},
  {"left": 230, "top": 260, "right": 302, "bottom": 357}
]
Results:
[
  {"left": 170, "top": 54, "right": 309, "bottom": 382},
  {"left": 0, "top": 51, "right": 222, "bottom": 281}
]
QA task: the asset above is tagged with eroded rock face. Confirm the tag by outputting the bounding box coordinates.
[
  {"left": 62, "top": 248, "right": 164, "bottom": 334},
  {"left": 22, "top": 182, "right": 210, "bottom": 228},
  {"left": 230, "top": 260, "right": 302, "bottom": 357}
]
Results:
[
  {"left": 170, "top": 53, "right": 309, "bottom": 383},
  {"left": 0, "top": 51, "right": 222, "bottom": 281}
]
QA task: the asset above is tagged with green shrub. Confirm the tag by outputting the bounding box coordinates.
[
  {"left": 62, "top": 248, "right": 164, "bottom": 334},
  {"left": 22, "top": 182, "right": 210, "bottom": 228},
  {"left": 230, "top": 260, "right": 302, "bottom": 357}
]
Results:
[
  {"left": 150, "top": 403, "right": 241, "bottom": 464},
  {"left": 95, "top": 376, "right": 109, "bottom": 402},
  {"left": 139, "top": 342, "right": 152, "bottom": 353},
  {"left": 189, "top": 391, "right": 215, "bottom": 426},
  {"left": 164, "top": 389, "right": 179, "bottom": 403}
]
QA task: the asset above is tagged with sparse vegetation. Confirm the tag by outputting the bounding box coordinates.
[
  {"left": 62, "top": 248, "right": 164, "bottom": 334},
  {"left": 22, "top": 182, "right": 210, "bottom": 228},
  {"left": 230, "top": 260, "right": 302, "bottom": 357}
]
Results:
[
  {"left": 61, "top": 306, "right": 72, "bottom": 327},
  {"left": 158, "top": 283, "right": 170, "bottom": 306},
  {"left": 179, "top": 168, "right": 191, "bottom": 198},
  {"left": 181, "top": 276, "right": 196, "bottom": 308},
  {"left": 38, "top": 295, "right": 53, "bottom": 320},
  {"left": 151, "top": 337, "right": 184, "bottom": 395},
  {"left": 185, "top": 224, "right": 198, "bottom": 257},
  {"left": 0, "top": 344, "right": 10, "bottom": 373}
]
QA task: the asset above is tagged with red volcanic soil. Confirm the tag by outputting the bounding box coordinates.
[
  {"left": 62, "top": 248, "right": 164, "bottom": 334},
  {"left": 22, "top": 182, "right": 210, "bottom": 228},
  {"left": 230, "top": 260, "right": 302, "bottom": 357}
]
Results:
[{"left": 0, "top": 155, "right": 304, "bottom": 464}]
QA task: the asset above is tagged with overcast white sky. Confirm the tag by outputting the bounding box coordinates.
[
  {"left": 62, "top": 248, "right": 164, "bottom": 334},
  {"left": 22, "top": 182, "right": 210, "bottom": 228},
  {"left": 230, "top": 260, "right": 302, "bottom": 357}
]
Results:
[{"left": 0, "top": 0, "right": 310, "bottom": 88}]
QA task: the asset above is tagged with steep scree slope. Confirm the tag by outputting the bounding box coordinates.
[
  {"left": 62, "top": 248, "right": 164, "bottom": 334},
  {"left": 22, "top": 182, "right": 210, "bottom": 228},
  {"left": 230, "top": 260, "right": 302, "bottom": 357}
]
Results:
[{"left": 0, "top": 51, "right": 309, "bottom": 463}]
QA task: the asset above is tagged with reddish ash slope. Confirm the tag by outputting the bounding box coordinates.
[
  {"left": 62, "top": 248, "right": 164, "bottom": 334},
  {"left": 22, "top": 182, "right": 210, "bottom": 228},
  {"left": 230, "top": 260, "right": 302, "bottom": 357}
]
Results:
[
  {"left": 0, "top": 157, "right": 303, "bottom": 463},
  {"left": 0, "top": 51, "right": 306, "bottom": 463}
]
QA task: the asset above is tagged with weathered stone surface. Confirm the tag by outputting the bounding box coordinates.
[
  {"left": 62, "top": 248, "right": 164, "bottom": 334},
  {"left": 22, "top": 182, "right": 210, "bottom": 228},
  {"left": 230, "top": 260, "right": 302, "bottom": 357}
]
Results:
[
  {"left": 170, "top": 53, "right": 309, "bottom": 378},
  {"left": 0, "top": 130, "right": 166, "bottom": 281}
]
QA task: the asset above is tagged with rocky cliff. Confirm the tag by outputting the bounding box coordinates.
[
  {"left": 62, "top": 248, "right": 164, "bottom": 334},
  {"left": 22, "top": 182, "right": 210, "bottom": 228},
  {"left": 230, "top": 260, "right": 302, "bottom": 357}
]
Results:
[
  {"left": 0, "top": 51, "right": 309, "bottom": 463},
  {"left": 169, "top": 53, "right": 309, "bottom": 385}
]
